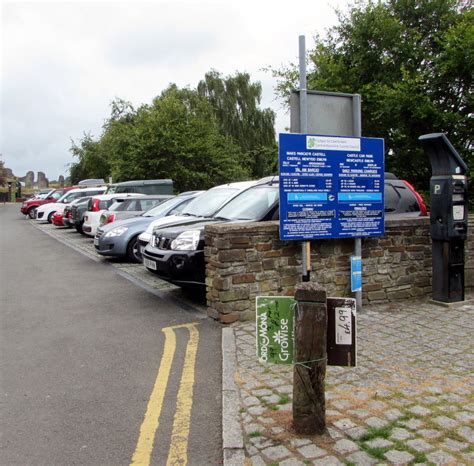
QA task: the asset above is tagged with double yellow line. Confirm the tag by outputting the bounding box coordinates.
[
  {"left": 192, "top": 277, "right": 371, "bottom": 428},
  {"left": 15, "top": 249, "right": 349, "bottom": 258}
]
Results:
[{"left": 131, "top": 323, "right": 199, "bottom": 466}]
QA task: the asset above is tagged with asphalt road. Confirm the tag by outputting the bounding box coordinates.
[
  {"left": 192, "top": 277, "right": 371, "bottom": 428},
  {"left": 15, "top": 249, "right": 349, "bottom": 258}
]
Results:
[{"left": 0, "top": 204, "right": 222, "bottom": 465}]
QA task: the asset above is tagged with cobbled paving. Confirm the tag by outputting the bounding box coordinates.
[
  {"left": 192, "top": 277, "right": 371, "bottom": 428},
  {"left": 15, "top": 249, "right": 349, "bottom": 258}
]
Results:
[
  {"left": 31, "top": 221, "right": 207, "bottom": 313},
  {"left": 234, "top": 298, "right": 474, "bottom": 465}
]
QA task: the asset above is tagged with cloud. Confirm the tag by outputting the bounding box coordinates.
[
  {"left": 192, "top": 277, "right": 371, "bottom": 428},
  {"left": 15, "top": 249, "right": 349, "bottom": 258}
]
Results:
[{"left": 1, "top": 0, "right": 347, "bottom": 180}]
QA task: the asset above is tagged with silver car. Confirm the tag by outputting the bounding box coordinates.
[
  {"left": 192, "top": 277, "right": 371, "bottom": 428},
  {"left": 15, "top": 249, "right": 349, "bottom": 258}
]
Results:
[
  {"left": 99, "top": 195, "right": 173, "bottom": 227},
  {"left": 94, "top": 192, "right": 203, "bottom": 262}
]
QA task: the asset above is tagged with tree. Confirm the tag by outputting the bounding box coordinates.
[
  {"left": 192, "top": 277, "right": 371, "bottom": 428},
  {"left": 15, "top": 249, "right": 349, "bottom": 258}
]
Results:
[
  {"left": 197, "top": 71, "right": 278, "bottom": 178},
  {"left": 270, "top": 0, "right": 473, "bottom": 205},
  {"left": 68, "top": 70, "right": 278, "bottom": 189},
  {"left": 69, "top": 133, "right": 111, "bottom": 184},
  {"left": 101, "top": 88, "right": 250, "bottom": 191}
]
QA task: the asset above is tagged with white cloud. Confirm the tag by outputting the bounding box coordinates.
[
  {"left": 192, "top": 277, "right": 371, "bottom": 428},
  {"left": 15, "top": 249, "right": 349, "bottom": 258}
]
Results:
[{"left": 1, "top": 0, "right": 348, "bottom": 180}]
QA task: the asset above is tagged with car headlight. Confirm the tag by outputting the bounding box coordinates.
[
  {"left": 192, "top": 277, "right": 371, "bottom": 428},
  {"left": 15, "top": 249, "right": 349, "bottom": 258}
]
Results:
[
  {"left": 170, "top": 230, "right": 201, "bottom": 251},
  {"left": 139, "top": 232, "right": 151, "bottom": 243},
  {"left": 105, "top": 227, "right": 128, "bottom": 238}
]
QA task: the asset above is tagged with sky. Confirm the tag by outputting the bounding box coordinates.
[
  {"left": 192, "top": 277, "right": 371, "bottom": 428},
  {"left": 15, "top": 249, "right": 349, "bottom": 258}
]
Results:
[{"left": 1, "top": 0, "right": 349, "bottom": 181}]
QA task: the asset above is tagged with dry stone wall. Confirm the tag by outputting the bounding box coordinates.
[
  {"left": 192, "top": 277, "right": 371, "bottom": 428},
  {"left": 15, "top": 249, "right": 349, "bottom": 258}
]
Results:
[{"left": 204, "top": 215, "right": 473, "bottom": 323}]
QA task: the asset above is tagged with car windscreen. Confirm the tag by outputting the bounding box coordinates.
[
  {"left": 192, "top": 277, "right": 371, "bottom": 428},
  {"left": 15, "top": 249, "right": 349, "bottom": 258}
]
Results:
[
  {"left": 109, "top": 199, "right": 139, "bottom": 212},
  {"left": 142, "top": 196, "right": 184, "bottom": 217},
  {"left": 216, "top": 186, "right": 279, "bottom": 220},
  {"left": 181, "top": 188, "right": 239, "bottom": 217},
  {"left": 51, "top": 191, "right": 63, "bottom": 200},
  {"left": 72, "top": 197, "right": 90, "bottom": 206}
]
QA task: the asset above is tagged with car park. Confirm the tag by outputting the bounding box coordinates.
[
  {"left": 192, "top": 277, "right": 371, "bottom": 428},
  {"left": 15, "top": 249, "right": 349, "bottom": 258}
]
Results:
[
  {"left": 98, "top": 195, "right": 173, "bottom": 227},
  {"left": 94, "top": 192, "right": 202, "bottom": 262},
  {"left": 82, "top": 193, "right": 144, "bottom": 237},
  {"left": 142, "top": 174, "right": 427, "bottom": 289},
  {"left": 142, "top": 178, "right": 280, "bottom": 288},
  {"left": 35, "top": 186, "right": 107, "bottom": 223},
  {"left": 21, "top": 187, "right": 75, "bottom": 218},
  {"left": 62, "top": 198, "right": 87, "bottom": 228},
  {"left": 136, "top": 181, "right": 256, "bottom": 258}
]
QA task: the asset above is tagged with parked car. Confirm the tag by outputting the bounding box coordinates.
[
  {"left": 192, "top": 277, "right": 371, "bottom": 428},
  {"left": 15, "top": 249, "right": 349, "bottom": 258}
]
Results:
[
  {"left": 70, "top": 197, "right": 94, "bottom": 234},
  {"left": 27, "top": 189, "right": 53, "bottom": 200},
  {"left": 142, "top": 174, "right": 427, "bottom": 289},
  {"left": 384, "top": 173, "right": 428, "bottom": 216},
  {"left": 136, "top": 181, "right": 257, "bottom": 258},
  {"left": 142, "top": 178, "right": 280, "bottom": 288},
  {"left": 21, "top": 187, "right": 75, "bottom": 218},
  {"left": 106, "top": 179, "right": 174, "bottom": 195},
  {"left": 62, "top": 197, "right": 87, "bottom": 228},
  {"left": 94, "top": 192, "right": 203, "bottom": 262},
  {"left": 98, "top": 195, "right": 173, "bottom": 227},
  {"left": 35, "top": 186, "right": 107, "bottom": 223},
  {"left": 51, "top": 211, "right": 65, "bottom": 227},
  {"left": 82, "top": 193, "right": 144, "bottom": 237}
]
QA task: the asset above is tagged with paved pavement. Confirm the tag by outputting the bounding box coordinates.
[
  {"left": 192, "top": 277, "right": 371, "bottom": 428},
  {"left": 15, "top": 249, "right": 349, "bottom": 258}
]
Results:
[
  {"left": 229, "top": 297, "right": 474, "bottom": 465},
  {"left": 1, "top": 205, "right": 221, "bottom": 465}
]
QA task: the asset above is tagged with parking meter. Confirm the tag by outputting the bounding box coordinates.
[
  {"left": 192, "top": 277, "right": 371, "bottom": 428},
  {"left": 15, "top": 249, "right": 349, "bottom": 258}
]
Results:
[{"left": 419, "top": 133, "right": 468, "bottom": 302}]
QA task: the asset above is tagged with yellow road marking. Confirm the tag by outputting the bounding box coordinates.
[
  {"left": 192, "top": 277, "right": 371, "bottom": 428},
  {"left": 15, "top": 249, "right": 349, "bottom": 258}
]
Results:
[
  {"left": 131, "top": 323, "right": 200, "bottom": 466},
  {"left": 166, "top": 324, "right": 199, "bottom": 466},
  {"left": 130, "top": 327, "right": 176, "bottom": 466}
]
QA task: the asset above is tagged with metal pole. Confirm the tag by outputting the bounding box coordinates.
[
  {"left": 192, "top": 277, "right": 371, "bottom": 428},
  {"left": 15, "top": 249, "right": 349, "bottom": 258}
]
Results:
[
  {"left": 352, "top": 95, "right": 362, "bottom": 311},
  {"left": 299, "top": 35, "right": 310, "bottom": 282}
]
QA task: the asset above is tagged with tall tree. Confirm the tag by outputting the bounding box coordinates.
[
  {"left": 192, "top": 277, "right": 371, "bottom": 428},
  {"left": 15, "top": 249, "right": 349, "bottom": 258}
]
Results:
[
  {"left": 270, "top": 0, "right": 473, "bottom": 204},
  {"left": 69, "top": 133, "right": 110, "bottom": 184},
  {"left": 68, "top": 70, "right": 278, "bottom": 189},
  {"left": 197, "top": 71, "right": 278, "bottom": 178},
  {"left": 102, "top": 88, "right": 250, "bottom": 191}
]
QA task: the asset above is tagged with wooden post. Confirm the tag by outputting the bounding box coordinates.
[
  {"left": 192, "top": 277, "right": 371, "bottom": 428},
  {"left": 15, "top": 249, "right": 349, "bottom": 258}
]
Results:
[{"left": 293, "top": 282, "right": 327, "bottom": 435}]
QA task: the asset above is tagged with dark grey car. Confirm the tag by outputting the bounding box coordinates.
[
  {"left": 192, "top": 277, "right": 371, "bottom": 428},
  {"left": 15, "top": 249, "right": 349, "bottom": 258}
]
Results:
[{"left": 94, "top": 192, "right": 202, "bottom": 262}]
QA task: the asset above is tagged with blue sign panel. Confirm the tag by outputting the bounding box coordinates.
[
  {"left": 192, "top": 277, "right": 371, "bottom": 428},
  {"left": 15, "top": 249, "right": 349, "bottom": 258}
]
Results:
[
  {"left": 279, "top": 134, "right": 385, "bottom": 240},
  {"left": 351, "top": 256, "right": 362, "bottom": 292}
]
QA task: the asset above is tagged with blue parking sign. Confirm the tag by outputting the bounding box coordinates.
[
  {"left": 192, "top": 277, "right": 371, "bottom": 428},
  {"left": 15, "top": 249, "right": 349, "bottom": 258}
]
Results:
[{"left": 279, "top": 134, "right": 385, "bottom": 240}]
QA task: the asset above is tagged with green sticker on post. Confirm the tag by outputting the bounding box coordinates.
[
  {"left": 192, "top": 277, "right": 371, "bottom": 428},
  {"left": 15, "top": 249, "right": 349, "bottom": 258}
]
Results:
[{"left": 256, "top": 296, "right": 295, "bottom": 364}]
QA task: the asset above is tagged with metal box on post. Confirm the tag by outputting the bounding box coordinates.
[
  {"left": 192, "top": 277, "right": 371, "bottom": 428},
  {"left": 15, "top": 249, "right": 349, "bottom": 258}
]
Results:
[{"left": 419, "top": 133, "right": 468, "bottom": 302}]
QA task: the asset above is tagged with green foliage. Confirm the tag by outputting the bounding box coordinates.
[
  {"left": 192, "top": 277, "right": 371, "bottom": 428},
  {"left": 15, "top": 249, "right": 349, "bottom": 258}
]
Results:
[
  {"left": 69, "top": 71, "right": 277, "bottom": 190},
  {"left": 198, "top": 70, "right": 277, "bottom": 178},
  {"left": 69, "top": 133, "right": 110, "bottom": 184},
  {"left": 269, "top": 0, "right": 473, "bottom": 206}
]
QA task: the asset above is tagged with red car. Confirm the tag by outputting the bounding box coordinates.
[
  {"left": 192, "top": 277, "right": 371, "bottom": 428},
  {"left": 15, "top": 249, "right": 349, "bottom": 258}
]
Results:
[
  {"left": 21, "top": 187, "right": 75, "bottom": 219},
  {"left": 52, "top": 211, "right": 65, "bottom": 227}
]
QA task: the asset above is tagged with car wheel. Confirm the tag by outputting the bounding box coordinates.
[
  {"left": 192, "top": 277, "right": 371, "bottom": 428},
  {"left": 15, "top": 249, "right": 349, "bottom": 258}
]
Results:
[
  {"left": 127, "top": 236, "right": 141, "bottom": 263},
  {"left": 27, "top": 207, "right": 37, "bottom": 219},
  {"left": 47, "top": 211, "right": 55, "bottom": 223}
]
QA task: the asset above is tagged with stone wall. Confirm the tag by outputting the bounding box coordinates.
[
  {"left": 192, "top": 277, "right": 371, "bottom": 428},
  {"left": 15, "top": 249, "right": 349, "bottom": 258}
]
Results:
[{"left": 204, "top": 215, "right": 473, "bottom": 323}]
